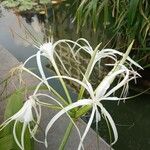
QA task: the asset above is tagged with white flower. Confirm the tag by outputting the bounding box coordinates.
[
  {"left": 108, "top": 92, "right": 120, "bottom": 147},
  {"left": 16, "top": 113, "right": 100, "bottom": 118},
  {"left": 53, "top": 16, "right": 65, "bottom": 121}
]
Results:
[
  {"left": 39, "top": 41, "right": 70, "bottom": 74},
  {"left": 39, "top": 42, "right": 54, "bottom": 58},
  {"left": 0, "top": 96, "right": 43, "bottom": 150},
  {"left": 7, "top": 38, "right": 142, "bottom": 149},
  {"left": 40, "top": 60, "right": 141, "bottom": 149}
]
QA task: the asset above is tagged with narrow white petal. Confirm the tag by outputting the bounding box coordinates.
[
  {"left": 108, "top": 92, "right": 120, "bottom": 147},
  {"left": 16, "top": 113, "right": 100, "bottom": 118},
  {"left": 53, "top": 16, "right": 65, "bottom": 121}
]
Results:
[
  {"left": 53, "top": 39, "right": 93, "bottom": 57},
  {"left": 31, "top": 104, "right": 41, "bottom": 135},
  {"left": 35, "top": 75, "right": 91, "bottom": 96},
  {"left": 75, "top": 38, "right": 93, "bottom": 52},
  {"left": 36, "top": 51, "right": 50, "bottom": 90},
  {"left": 23, "top": 54, "right": 37, "bottom": 67},
  {"left": 0, "top": 118, "right": 13, "bottom": 131},
  {"left": 28, "top": 124, "right": 45, "bottom": 145},
  {"left": 99, "top": 104, "right": 118, "bottom": 145},
  {"left": 104, "top": 68, "right": 129, "bottom": 97},
  {"left": 103, "top": 49, "right": 143, "bottom": 69},
  {"left": 21, "top": 123, "right": 27, "bottom": 150},
  {"left": 95, "top": 80, "right": 110, "bottom": 99},
  {"left": 13, "top": 121, "right": 23, "bottom": 150},
  {"left": 100, "top": 97, "right": 120, "bottom": 101},
  {"left": 78, "top": 107, "right": 95, "bottom": 150},
  {"left": 36, "top": 93, "right": 64, "bottom": 107},
  {"left": 22, "top": 67, "right": 43, "bottom": 81}
]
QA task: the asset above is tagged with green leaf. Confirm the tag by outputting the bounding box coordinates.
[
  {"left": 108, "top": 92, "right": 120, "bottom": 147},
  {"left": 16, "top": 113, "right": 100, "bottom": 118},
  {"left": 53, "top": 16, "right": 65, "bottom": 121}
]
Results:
[
  {"left": 4, "top": 90, "right": 23, "bottom": 120},
  {"left": 3, "top": 90, "right": 24, "bottom": 134},
  {"left": 128, "top": 0, "right": 140, "bottom": 26},
  {"left": 0, "top": 134, "right": 14, "bottom": 150}
]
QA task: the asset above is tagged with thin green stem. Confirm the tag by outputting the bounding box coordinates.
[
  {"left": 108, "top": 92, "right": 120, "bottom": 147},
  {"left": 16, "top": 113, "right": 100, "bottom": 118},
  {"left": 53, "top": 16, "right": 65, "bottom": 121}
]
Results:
[
  {"left": 58, "top": 121, "right": 74, "bottom": 150},
  {"left": 52, "top": 59, "right": 72, "bottom": 104}
]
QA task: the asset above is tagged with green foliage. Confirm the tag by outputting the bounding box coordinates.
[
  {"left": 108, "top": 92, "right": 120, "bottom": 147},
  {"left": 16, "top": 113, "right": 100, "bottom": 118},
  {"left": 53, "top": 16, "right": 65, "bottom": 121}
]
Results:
[
  {"left": 75, "top": 0, "right": 150, "bottom": 48},
  {"left": 4, "top": 90, "right": 23, "bottom": 120},
  {"left": 2, "top": 0, "right": 150, "bottom": 50},
  {"left": 0, "top": 90, "right": 33, "bottom": 150},
  {"left": 128, "top": 0, "right": 140, "bottom": 26}
]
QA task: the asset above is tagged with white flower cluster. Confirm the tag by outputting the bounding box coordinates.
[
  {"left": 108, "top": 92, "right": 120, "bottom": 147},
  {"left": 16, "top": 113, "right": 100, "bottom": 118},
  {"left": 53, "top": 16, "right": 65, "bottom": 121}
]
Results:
[{"left": 0, "top": 38, "right": 142, "bottom": 150}]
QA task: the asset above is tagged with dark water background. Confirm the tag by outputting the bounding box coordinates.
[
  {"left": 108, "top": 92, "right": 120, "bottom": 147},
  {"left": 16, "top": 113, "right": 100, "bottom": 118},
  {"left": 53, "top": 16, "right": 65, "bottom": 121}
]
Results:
[{"left": 0, "top": 6, "right": 150, "bottom": 150}]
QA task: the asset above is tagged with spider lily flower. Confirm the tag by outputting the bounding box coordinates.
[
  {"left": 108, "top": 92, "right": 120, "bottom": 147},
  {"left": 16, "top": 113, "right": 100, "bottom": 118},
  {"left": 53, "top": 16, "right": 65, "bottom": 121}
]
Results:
[
  {"left": 39, "top": 41, "right": 71, "bottom": 76},
  {"left": 73, "top": 39, "right": 142, "bottom": 80},
  {"left": 78, "top": 40, "right": 142, "bottom": 100},
  {"left": 0, "top": 96, "right": 44, "bottom": 150},
  {"left": 19, "top": 40, "right": 71, "bottom": 93},
  {"left": 38, "top": 40, "right": 74, "bottom": 104},
  {"left": 42, "top": 76, "right": 118, "bottom": 150},
  {"left": 32, "top": 79, "right": 85, "bottom": 149},
  {"left": 42, "top": 60, "right": 141, "bottom": 149}
]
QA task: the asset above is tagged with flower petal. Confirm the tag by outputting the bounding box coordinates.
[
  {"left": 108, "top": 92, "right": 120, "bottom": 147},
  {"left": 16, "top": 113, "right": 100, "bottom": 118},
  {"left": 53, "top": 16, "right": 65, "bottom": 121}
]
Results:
[
  {"left": 21, "top": 123, "right": 27, "bottom": 150},
  {"left": 99, "top": 103, "right": 118, "bottom": 145},
  {"left": 78, "top": 107, "right": 95, "bottom": 150},
  {"left": 36, "top": 51, "right": 50, "bottom": 90},
  {"left": 13, "top": 121, "right": 23, "bottom": 150}
]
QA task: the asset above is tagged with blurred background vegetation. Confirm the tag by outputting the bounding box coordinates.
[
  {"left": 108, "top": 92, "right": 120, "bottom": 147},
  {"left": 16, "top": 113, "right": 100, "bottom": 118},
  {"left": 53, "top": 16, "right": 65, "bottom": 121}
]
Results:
[
  {"left": 1, "top": 0, "right": 150, "bottom": 47},
  {"left": 1, "top": 0, "right": 149, "bottom": 90}
]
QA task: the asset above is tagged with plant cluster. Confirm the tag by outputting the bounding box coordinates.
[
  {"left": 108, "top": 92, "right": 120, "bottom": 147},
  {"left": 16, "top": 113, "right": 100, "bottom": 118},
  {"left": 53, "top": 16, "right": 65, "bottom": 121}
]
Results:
[{"left": 0, "top": 38, "right": 142, "bottom": 150}]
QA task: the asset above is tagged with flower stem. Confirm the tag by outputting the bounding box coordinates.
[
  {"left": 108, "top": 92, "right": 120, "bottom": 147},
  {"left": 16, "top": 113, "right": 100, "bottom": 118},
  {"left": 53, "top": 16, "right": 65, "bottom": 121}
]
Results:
[
  {"left": 52, "top": 59, "right": 72, "bottom": 104},
  {"left": 58, "top": 121, "right": 74, "bottom": 150}
]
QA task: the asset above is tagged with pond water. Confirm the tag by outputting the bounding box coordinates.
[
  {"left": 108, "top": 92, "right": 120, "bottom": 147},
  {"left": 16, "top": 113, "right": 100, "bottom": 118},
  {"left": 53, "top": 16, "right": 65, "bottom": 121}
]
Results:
[{"left": 0, "top": 6, "right": 150, "bottom": 150}]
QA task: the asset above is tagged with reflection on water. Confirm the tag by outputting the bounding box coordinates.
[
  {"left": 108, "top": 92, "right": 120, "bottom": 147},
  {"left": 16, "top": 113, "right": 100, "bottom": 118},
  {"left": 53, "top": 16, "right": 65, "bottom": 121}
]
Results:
[
  {"left": 0, "top": 6, "right": 38, "bottom": 61},
  {"left": 0, "top": 5, "right": 150, "bottom": 150}
]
